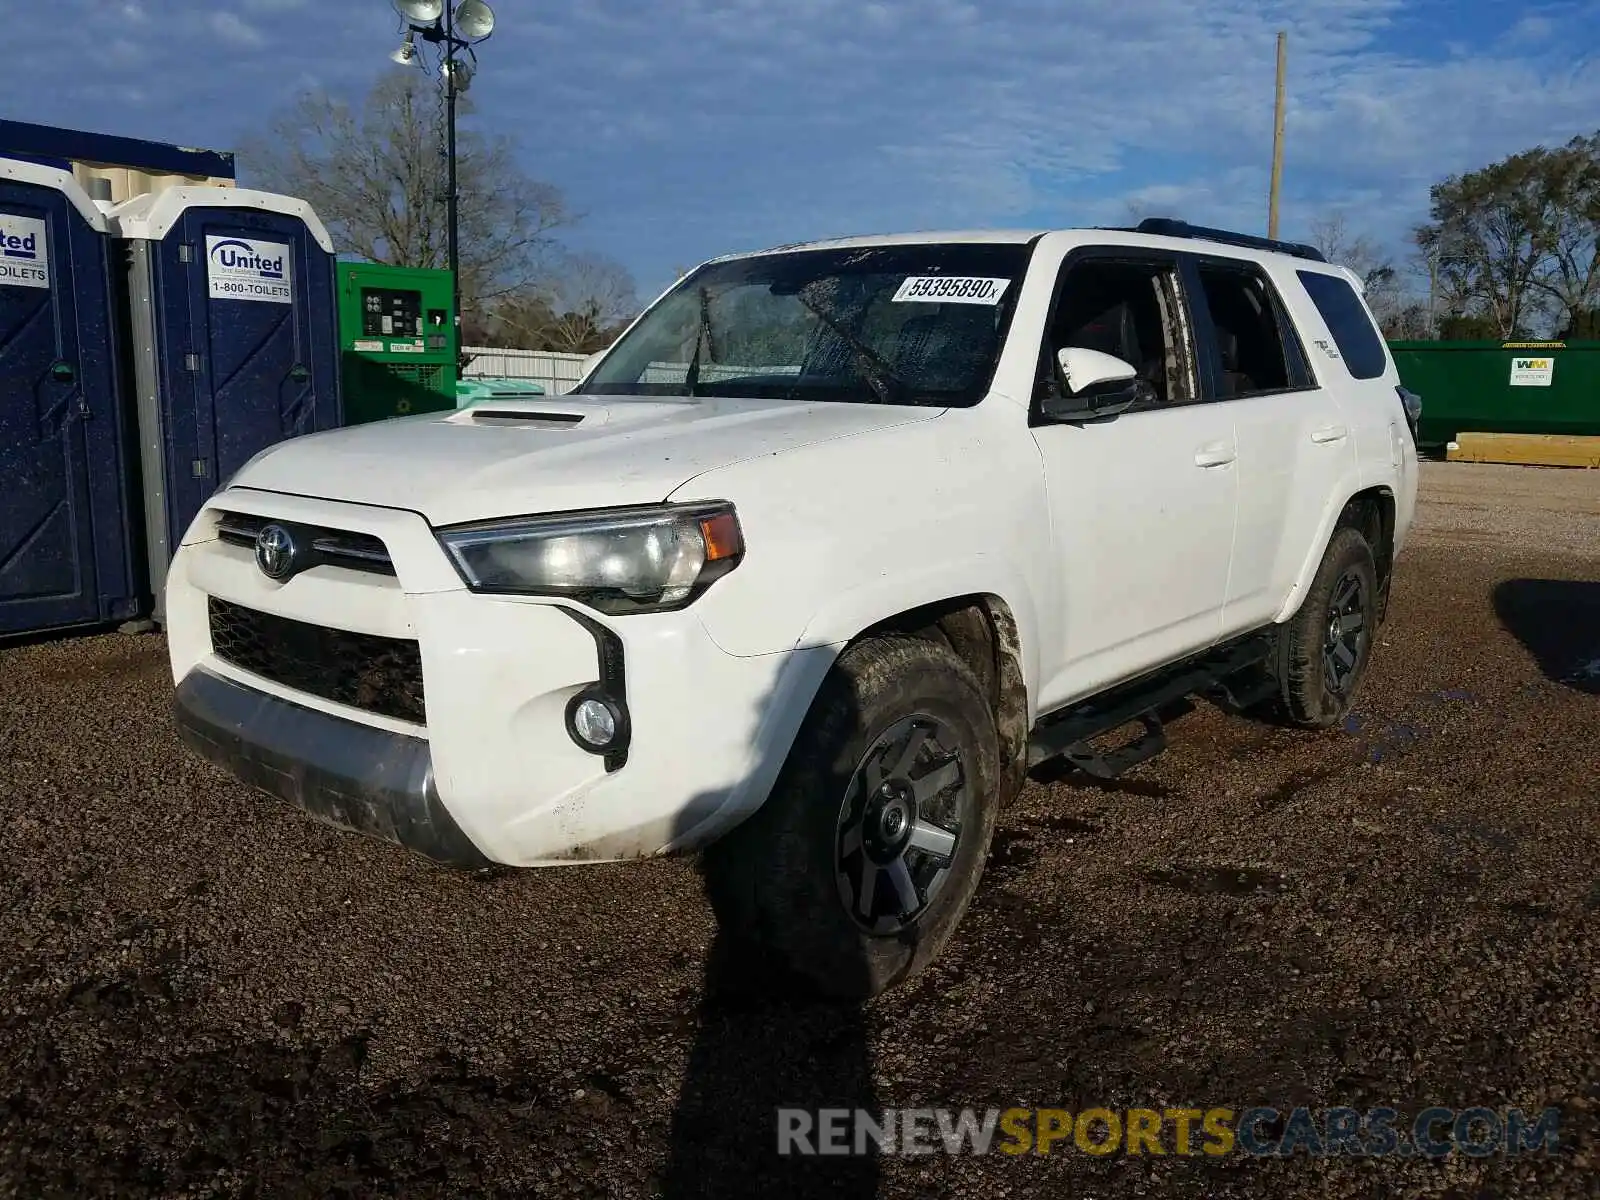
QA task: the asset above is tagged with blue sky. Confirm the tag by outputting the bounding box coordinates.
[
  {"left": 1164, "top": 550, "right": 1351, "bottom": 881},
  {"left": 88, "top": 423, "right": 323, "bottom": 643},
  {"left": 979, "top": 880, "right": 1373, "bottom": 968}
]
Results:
[{"left": 9, "top": 0, "right": 1600, "bottom": 301}]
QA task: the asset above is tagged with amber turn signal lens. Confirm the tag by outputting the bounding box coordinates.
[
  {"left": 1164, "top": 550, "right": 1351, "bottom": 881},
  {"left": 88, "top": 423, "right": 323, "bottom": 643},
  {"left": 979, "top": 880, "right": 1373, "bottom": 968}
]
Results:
[{"left": 699, "top": 512, "right": 744, "bottom": 561}]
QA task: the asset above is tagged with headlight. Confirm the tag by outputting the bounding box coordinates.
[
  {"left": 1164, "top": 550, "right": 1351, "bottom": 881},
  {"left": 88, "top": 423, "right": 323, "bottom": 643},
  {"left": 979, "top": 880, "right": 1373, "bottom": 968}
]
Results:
[{"left": 436, "top": 502, "right": 745, "bottom": 613}]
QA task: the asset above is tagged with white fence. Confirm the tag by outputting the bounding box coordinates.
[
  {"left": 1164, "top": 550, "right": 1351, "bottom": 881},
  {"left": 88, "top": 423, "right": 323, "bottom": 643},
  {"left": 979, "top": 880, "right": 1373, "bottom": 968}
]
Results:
[{"left": 460, "top": 347, "right": 591, "bottom": 394}]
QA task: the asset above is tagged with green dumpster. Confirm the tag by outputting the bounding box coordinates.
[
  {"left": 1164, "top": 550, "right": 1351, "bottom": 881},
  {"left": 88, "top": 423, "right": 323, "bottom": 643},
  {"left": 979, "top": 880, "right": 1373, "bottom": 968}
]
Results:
[{"left": 1388, "top": 340, "right": 1600, "bottom": 449}]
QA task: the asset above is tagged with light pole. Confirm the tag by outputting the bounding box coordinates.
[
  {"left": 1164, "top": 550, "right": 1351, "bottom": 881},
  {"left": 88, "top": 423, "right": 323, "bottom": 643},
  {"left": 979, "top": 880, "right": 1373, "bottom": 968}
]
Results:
[{"left": 388, "top": 0, "right": 497, "bottom": 364}]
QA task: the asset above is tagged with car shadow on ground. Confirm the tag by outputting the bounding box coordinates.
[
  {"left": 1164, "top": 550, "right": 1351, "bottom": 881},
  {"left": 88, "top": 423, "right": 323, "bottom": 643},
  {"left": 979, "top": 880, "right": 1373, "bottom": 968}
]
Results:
[
  {"left": 658, "top": 657, "right": 881, "bottom": 1199},
  {"left": 657, "top": 927, "right": 879, "bottom": 1198},
  {"left": 1492, "top": 578, "right": 1600, "bottom": 695}
]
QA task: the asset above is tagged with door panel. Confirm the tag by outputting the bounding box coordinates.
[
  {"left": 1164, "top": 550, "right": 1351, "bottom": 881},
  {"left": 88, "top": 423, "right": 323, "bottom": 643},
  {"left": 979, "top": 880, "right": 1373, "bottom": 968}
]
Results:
[
  {"left": 1226, "top": 391, "right": 1353, "bottom": 630},
  {"left": 1033, "top": 406, "right": 1238, "bottom": 709},
  {"left": 159, "top": 209, "right": 338, "bottom": 549},
  {"left": 1029, "top": 248, "right": 1238, "bottom": 712},
  {"left": 0, "top": 184, "right": 99, "bottom": 634},
  {"left": 1182, "top": 256, "right": 1353, "bottom": 633}
]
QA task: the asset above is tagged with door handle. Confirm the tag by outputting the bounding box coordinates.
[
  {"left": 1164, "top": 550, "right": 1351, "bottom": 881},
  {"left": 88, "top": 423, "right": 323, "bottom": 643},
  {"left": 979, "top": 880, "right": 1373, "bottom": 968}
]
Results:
[
  {"left": 1311, "top": 424, "right": 1348, "bottom": 444},
  {"left": 1194, "top": 442, "right": 1236, "bottom": 468}
]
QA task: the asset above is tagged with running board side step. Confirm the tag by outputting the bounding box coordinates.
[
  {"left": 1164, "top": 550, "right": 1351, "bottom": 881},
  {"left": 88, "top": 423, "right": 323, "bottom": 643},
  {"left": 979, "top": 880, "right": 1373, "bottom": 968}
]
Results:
[
  {"left": 1026, "top": 633, "right": 1275, "bottom": 777},
  {"left": 1058, "top": 711, "right": 1168, "bottom": 780}
]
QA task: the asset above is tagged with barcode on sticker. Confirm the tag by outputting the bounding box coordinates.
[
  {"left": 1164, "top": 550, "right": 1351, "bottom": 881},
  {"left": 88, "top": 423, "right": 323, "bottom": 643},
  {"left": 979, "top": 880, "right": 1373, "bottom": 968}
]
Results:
[{"left": 892, "top": 276, "right": 1010, "bottom": 304}]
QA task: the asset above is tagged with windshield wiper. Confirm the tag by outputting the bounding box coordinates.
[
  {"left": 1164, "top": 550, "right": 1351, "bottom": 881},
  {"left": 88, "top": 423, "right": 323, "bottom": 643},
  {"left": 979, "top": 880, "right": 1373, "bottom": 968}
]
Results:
[
  {"left": 793, "top": 286, "right": 912, "bottom": 405},
  {"left": 683, "top": 285, "right": 712, "bottom": 397}
]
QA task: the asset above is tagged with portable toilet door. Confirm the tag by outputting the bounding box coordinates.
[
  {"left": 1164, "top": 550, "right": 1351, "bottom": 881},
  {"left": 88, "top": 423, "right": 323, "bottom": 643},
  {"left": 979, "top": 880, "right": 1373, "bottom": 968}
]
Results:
[
  {"left": 111, "top": 187, "right": 342, "bottom": 618},
  {"left": 0, "top": 158, "right": 140, "bottom": 636}
]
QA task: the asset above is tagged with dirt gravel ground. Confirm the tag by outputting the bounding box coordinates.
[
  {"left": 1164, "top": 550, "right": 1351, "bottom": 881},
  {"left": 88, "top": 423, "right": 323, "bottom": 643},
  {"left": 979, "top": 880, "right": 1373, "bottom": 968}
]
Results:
[{"left": 2, "top": 461, "right": 1597, "bottom": 1198}]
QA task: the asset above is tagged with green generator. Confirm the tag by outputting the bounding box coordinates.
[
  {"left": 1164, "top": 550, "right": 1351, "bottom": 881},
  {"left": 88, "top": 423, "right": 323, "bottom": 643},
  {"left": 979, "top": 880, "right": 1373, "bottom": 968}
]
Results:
[{"left": 337, "top": 261, "right": 458, "bottom": 425}]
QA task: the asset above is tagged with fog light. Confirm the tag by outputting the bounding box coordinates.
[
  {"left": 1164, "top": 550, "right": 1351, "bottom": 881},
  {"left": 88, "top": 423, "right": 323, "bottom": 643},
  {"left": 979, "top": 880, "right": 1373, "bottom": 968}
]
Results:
[
  {"left": 565, "top": 690, "right": 627, "bottom": 755},
  {"left": 572, "top": 699, "right": 615, "bottom": 746}
]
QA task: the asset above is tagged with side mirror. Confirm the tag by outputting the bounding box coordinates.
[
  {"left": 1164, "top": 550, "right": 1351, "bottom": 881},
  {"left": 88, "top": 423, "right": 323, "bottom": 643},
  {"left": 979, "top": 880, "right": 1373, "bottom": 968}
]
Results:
[{"left": 1041, "top": 346, "right": 1146, "bottom": 421}]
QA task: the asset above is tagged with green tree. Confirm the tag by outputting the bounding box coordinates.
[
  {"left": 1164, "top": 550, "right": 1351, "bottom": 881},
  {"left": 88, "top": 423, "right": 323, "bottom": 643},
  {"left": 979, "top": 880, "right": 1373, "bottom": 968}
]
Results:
[
  {"left": 1415, "top": 150, "right": 1550, "bottom": 338},
  {"left": 1527, "top": 134, "right": 1600, "bottom": 336},
  {"left": 1414, "top": 133, "right": 1600, "bottom": 339}
]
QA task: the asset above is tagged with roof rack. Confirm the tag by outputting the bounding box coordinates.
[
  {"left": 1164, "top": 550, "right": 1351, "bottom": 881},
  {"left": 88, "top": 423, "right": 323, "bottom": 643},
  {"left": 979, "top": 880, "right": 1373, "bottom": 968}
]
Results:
[{"left": 1119, "top": 218, "right": 1328, "bottom": 263}]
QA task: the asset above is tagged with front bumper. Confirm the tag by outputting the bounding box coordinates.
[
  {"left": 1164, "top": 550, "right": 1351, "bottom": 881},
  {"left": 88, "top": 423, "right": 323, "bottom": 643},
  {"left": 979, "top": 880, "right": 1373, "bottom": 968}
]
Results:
[
  {"left": 165, "top": 488, "right": 831, "bottom": 868},
  {"left": 173, "top": 666, "right": 490, "bottom": 868}
]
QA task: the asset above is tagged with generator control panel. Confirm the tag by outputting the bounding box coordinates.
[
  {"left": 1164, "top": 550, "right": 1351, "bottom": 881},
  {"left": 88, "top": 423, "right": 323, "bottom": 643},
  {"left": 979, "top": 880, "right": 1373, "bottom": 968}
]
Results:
[{"left": 337, "top": 261, "right": 457, "bottom": 424}]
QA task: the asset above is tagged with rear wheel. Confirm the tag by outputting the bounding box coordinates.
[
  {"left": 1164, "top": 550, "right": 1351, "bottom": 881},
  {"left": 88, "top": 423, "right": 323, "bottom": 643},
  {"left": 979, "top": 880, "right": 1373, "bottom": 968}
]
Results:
[
  {"left": 703, "top": 635, "right": 1001, "bottom": 1000},
  {"left": 1270, "top": 524, "right": 1379, "bottom": 728}
]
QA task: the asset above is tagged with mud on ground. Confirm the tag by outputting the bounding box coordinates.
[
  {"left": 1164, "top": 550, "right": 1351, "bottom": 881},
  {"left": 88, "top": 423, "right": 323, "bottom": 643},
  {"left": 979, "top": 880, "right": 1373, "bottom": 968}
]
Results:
[{"left": 2, "top": 461, "right": 1597, "bottom": 1198}]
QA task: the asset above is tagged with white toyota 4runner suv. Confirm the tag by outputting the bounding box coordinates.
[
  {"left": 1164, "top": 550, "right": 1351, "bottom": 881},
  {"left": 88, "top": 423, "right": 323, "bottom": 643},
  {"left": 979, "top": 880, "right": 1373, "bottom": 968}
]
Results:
[{"left": 168, "top": 220, "right": 1419, "bottom": 999}]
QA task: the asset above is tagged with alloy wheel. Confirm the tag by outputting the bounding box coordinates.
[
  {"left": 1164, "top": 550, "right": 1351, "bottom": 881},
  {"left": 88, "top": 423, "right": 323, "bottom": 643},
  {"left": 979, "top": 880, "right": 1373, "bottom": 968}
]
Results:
[
  {"left": 1323, "top": 568, "right": 1368, "bottom": 694},
  {"left": 835, "top": 714, "right": 966, "bottom": 935}
]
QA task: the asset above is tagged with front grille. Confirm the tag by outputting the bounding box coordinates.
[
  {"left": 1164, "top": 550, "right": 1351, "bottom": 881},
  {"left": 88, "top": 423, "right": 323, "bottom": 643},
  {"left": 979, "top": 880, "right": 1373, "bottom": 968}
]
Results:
[
  {"left": 207, "top": 598, "right": 426, "bottom": 724},
  {"left": 214, "top": 511, "right": 395, "bottom": 576}
]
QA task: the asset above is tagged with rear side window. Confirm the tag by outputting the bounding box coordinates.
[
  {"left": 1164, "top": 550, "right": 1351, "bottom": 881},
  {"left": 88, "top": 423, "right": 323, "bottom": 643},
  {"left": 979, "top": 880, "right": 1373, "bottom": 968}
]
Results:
[
  {"left": 1193, "top": 262, "right": 1305, "bottom": 398},
  {"left": 1297, "top": 270, "right": 1388, "bottom": 380}
]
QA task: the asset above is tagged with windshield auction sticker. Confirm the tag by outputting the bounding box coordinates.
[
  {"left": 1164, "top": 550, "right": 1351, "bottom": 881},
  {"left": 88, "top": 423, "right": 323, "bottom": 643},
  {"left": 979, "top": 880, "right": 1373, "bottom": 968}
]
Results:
[
  {"left": 206, "top": 235, "right": 294, "bottom": 304},
  {"left": 892, "top": 276, "right": 1010, "bottom": 304},
  {"left": 0, "top": 213, "right": 49, "bottom": 289}
]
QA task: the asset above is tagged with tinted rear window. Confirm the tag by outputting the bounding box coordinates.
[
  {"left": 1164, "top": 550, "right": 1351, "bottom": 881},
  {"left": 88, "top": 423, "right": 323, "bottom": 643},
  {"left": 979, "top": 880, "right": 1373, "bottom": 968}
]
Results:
[{"left": 1296, "top": 270, "right": 1388, "bottom": 380}]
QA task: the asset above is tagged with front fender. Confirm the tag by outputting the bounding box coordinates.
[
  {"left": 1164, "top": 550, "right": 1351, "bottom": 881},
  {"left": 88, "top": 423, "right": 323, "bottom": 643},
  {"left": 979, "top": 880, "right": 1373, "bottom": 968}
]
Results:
[{"left": 794, "top": 556, "right": 1043, "bottom": 723}]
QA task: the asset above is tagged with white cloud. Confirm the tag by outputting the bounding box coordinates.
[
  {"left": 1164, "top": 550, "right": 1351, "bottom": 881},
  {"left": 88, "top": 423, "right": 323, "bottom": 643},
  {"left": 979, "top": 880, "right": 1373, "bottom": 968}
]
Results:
[
  {"left": 209, "top": 12, "right": 265, "bottom": 48},
  {"left": 1509, "top": 14, "right": 1556, "bottom": 41},
  {"left": 11, "top": 0, "right": 1600, "bottom": 292}
]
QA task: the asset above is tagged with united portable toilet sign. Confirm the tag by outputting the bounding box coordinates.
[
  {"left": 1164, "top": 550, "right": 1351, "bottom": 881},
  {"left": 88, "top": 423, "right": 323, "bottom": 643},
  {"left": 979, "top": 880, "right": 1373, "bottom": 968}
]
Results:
[
  {"left": 0, "top": 213, "right": 49, "bottom": 289},
  {"left": 1509, "top": 355, "right": 1554, "bottom": 387},
  {"left": 205, "top": 234, "right": 293, "bottom": 303}
]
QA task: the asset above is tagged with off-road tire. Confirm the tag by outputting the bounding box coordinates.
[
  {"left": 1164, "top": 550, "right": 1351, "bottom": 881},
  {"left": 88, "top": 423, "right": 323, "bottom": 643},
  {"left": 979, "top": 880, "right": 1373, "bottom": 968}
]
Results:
[
  {"left": 1270, "top": 524, "right": 1379, "bottom": 728},
  {"left": 702, "top": 635, "right": 1001, "bottom": 1001}
]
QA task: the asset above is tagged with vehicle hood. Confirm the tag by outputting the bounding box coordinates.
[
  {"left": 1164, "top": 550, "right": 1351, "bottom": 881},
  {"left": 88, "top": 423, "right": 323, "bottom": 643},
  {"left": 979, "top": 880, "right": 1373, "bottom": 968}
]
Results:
[{"left": 227, "top": 394, "right": 943, "bottom": 525}]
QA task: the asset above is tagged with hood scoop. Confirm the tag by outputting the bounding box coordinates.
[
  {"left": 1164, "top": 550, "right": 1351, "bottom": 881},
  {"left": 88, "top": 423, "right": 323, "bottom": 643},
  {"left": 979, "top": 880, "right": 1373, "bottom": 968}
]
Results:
[{"left": 462, "top": 407, "right": 587, "bottom": 428}]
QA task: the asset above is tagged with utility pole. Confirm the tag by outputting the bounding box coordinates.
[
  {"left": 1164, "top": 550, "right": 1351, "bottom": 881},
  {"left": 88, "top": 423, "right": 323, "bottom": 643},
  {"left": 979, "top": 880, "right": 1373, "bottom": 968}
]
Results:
[{"left": 1268, "top": 30, "right": 1287, "bottom": 240}]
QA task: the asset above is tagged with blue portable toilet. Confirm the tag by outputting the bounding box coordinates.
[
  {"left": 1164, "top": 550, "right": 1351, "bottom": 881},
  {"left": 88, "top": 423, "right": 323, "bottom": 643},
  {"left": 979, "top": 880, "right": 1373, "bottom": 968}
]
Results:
[
  {"left": 0, "top": 157, "right": 141, "bottom": 637},
  {"left": 110, "top": 187, "right": 342, "bottom": 619}
]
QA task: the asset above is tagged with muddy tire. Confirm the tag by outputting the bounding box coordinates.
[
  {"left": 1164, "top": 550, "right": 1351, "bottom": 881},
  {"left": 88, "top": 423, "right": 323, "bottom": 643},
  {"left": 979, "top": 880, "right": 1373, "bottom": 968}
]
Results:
[
  {"left": 1270, "top": 524, "right": 1380, "bottom": 728},
  {"left": 702, "top": 635, "right": 1001, "bottom": 1001}
]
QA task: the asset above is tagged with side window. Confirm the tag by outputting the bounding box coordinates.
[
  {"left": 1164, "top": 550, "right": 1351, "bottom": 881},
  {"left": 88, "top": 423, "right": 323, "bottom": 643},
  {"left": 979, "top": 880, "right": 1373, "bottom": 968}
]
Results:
[
  {"left": 1041, "top": 257, "right": 1196, "bottom": 407},
  {"left": 1296, "top": 270, "right": 1388, "bottom": 380},
  {"left": 1194, "top": 263, "right": 1301, "bottom": 398}
]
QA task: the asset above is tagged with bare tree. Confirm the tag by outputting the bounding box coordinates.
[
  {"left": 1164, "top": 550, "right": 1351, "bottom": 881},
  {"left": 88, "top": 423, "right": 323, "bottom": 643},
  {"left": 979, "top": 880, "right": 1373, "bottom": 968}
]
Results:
[
  {"left": 238, "top": 70, "right": 573, "bottom": 324},
  {"left": 539, "top": 252, "right": 640, "bottom": 352},
  {"left": 1305, "top": 212, "right": 1417, "bottom": 336},
  {"left": 482, "top": 252, "right": 640, "bottom": 353},
  {"left": 1306, "top": 213, "right": 1389, "bottom": 280}
]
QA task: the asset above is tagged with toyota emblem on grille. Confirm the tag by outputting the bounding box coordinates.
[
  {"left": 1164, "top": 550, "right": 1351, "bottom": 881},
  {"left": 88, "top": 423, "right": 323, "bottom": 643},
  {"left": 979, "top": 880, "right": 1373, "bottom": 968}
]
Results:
[{"left": 254, "top": 524, "right": 297, "bottom": 579}]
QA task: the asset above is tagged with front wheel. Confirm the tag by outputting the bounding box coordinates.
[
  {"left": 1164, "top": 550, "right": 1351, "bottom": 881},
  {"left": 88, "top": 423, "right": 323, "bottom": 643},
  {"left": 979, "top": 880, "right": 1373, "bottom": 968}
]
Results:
[
  {"left": 1270, "top": 524, "right": 1380, "bottom": 728},
  {"left": 702, "top": 635, "right": 1001, "bottom": 1001}
]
